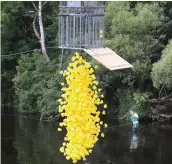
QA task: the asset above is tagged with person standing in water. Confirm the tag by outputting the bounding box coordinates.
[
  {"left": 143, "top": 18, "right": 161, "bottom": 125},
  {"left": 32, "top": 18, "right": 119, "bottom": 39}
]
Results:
[{"left": 130, "top": 111, "right": 139, "bottom": 132}]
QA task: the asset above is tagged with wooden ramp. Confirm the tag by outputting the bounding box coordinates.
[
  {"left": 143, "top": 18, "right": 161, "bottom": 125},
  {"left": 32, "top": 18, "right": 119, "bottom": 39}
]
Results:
[{"left": 84, "top": 47, "right": 133, "bottom": 71}]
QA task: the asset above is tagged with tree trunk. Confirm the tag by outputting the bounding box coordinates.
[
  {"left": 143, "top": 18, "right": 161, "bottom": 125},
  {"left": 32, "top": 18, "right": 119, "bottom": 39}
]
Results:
[
  {"left": 33, "top": 15, "right": 40, "bottom": 40},
  {"left": 38, "top": 1, "right": 50, "bottom": 62}
]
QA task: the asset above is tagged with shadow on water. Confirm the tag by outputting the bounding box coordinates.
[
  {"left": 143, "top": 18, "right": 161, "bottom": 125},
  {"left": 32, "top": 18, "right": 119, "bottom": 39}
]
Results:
[{"left": 1, "top": 108, "right": 172, "bottom": 164}]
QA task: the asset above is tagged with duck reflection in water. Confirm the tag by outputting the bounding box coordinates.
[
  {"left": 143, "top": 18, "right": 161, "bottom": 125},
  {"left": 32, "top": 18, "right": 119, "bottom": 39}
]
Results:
[{"left": 130, "top": 132, "right": 138, "bottom": 152}]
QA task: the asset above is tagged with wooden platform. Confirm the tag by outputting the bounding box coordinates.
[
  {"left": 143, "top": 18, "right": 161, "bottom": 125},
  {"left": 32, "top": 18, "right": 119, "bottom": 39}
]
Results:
[{"left": 84, "top": 47, "right": 133, "bottom": 71}]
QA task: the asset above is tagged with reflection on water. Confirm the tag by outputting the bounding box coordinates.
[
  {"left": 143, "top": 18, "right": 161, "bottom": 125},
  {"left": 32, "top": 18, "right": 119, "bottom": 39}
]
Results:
[
  {"left": 130, "top": 133, "right": 138, "bottom": 152},
  {"left": 1, "top": 114, "right": 172, "bottom": 164}
]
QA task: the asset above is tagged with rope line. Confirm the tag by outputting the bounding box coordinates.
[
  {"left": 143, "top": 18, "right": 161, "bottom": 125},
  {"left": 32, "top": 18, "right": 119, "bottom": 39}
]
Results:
[
  {"left": 1, "top": 47, "right": 59, "bottom": 57},
  {"left": 1, "top": 50, "right": 38, "bottom": 57}
]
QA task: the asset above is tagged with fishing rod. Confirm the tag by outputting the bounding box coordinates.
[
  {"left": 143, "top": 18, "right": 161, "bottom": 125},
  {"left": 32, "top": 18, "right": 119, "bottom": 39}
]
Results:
[{"left": 106, "top": 122, "right": 131, "bottom": 129}]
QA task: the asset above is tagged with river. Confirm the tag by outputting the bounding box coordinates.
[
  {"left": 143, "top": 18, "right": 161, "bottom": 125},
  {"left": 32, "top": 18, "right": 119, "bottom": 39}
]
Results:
[{"left": 1, "top": 110, "right": 172, "bottom": 164}]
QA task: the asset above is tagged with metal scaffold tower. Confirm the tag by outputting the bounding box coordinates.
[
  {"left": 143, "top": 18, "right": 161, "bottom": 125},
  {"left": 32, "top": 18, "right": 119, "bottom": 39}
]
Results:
[
  {"left": 59, "top": 1, "right": 104, "bottom": 49},
  {"left": 58, "top": 1, "right": 133, "bottom": 71}
]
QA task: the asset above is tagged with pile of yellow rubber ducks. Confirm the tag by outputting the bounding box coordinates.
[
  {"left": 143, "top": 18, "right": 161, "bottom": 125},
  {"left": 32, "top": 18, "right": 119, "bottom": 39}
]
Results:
[{"left": 58, "top": 52, "right": 107, "bottom": 163}]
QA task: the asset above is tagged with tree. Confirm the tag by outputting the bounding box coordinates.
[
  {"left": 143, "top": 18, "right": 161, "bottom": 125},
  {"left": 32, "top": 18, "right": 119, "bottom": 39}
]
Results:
[
  {"left": 1, "top": 1, "right": 59, "bottom": 58},
  {"left": 31, "top": 1, "right": 50, "bottom": 62},
  {"left": 12, "top": 53, "right": 60, "bottom": 120},
  {"left": 103, "top": 2, "right": 166, "bottom": 91},
  {"left": 2, "top": 1, "right": 172, "bottom": 119},
  {"left": 1, "top": 1, "right": 59, "bottom": 106},
  {"left": 1, "top": 2, "right": 34, "bottom": 54},
  {"left": 151, "top": 40, "right": 172, "bottom": 90},
  {"left": 97, "top": 2, "right": 167, "bottom": 117}
]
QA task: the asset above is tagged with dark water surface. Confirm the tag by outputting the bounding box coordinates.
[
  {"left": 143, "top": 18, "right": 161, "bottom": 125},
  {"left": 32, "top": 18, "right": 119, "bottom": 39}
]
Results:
[{"left": 1, "top": 113, "right": 172, "bottom": 164}]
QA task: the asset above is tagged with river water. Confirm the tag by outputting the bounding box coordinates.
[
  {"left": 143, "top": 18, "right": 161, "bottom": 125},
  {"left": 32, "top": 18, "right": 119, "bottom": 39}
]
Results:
[{"left": 1, "top": 111, "right": 172, "bottom": 164}]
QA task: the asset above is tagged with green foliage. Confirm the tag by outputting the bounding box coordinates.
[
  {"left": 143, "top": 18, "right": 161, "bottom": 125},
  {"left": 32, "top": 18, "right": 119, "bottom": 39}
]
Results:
[
  {"left": 2, "top": 1, "right": 172, "bottom": 120},
  {"left": 1, "top": 1, "right": 59, "bottom": 54},
  {"left": 1, "top": 1, "right": 60, "bottom": 107},
  {"left": 12, "top": 53, "right": 60, "bottom": 119},
  {"left": 104, "top": 2, "right": 165, "bottom": 89},
  {"left": 118, "top": 89, "right": 152, "bottom": 119},
  {"left": 1, "top": 56, "right": 18, "bottom": 106},
  {"left": 112, "top": 3, "right": 164, "bottom": 35},
  {"left": 104, "top": 2, "right": 130, "bottom": 38},
  {"left": 151, "top": 40, "right": 172, "bottom": 89},
  {"left": 101, "top": 2, "right": 171, "bottom": 118},
  {"left": 1, "top": 2, "right": 34, "bottom": 54},
  {"left": 37, "top": 71, "right": 61, "bottom": 120}
]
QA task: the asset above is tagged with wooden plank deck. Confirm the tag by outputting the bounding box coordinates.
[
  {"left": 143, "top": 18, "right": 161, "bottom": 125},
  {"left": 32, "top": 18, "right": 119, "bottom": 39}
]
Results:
[{"left": 84, "top": 47, "right": 133, "bottom": 70}]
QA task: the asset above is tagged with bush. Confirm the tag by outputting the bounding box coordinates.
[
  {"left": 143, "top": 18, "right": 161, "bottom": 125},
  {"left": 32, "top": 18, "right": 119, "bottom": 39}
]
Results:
[
  {"left": 151, "top": 40, "right": 172, "bottom": 90},
  {"left": 13, "top": 53, "right": 61, "bottom": 120},
  {"left": 117, "top": 89, "right": 152, "bottom": 119}
]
